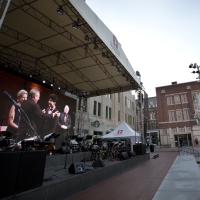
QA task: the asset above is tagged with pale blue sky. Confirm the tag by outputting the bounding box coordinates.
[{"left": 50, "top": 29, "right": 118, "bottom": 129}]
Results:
[{"left": 86, "top": 0, "right": 200, "bottom": 97}]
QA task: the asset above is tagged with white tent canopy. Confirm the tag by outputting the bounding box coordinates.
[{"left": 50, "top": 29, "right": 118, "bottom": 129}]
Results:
[{"left": 101, "top": 121, "right": 141, "bottom": 150}]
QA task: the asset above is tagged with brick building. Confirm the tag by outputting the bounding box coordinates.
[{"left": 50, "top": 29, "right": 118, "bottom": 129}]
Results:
[{"left": 156, "top": 81, "right": 200, "bottom": 147}]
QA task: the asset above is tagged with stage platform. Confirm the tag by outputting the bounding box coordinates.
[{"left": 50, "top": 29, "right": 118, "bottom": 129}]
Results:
[{"left": 2, "top": 151, "right": 150, "bottom": 200}]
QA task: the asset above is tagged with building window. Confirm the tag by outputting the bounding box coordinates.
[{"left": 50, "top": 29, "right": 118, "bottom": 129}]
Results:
[
  {"left": 125, "top": 96, "right": 127, "bottom": 106},
  {"left": 171, "top": 128, "right": 177, "bottom": 132},
  {"left": 178, "top": 127, "right": 184, "bottom": 132},
  {"left": 186, "top": 127, "right": 191, "bottom": 131},
  {"left": 125, "top": 113, "right": 127, "bottom": 123},
  {"left": 149, "top": 101, "right": 154, "bottom": 108},
  {"left": 106, "top": 106, "right": 111, "bottom": 119},
  {"left": 98, "top": 102, "right": 101, "bottom": 117},
  {"left": 106, "top": 94, "right": 111, "bottom": 99},
  {"left": 106, "top": 106, "right": 108, "bottom": 119},
  {"left": 118, "top": 93, "right": 120, "bottom": 103},
  {"left": 181, "top": 93, "right": 188, "bottom": 103},
  {"left": 127, "top": 99, "right": 131, "bottom": 109},
  {"left": 118, "top": 110, "right": 120, "bottom": 122},
  {"left": 150, "top": 122, "right": 156, "bottom": 130},
  {"left": 169, "top": 110, "right": 175, "bottom": 121},
  {"left": 183, "top": 109, "right": 190, "bottom": 120},
  {"left": 128, "top": 114, "right": 132, "bottom": 124},
  {"left": 176, "top": 110, "right": 183, "bottom": 121},
  {"left": 132, "top": 102, "right": 134, "bottom": 110},
  {"left": 167, "top": 96, "right": 174, "bottom": 105},
  {"left": 150, "top": 112, "right": 155, "bottom": 120},
  {"left": 93, "top": 101, "right": 97, "bottom": 115},
  {"left": 132, "top": 116, "right": 134, "bottom": 126},
  {"left": 174, "top": 95, "right": 181, "bottom": 104}
]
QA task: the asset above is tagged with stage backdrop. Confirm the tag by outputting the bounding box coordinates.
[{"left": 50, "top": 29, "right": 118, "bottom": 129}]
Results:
[{"left": 0, "top": 70, "right": 77, "bottom": 135}]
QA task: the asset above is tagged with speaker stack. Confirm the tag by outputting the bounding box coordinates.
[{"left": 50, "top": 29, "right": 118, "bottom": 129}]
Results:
[{"left": 0, "top": 150, "right": 47, "bottom": 199}]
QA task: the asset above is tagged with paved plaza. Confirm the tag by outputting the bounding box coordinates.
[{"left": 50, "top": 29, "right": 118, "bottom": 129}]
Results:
[{"left": 66, "top": 146, "right": 200, "bottom": 200}]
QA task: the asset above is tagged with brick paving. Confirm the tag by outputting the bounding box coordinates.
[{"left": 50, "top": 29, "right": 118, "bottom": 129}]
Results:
[{"left": 66, "top": 151, "right": 179, "bottom": 200}]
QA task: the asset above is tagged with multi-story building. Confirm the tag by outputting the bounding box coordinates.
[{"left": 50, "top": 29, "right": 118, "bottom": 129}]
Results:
[
  {"left": 74, "top": 91, "right": 136, "bottom": 136},
  {"left": 156, "top": 81, "right": 200, "bottom": 147},
  {"left": 146, "top": 97, "right": 159, "bottom": 144}
]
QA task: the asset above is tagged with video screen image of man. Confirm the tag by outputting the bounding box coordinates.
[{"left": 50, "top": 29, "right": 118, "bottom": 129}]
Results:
[{"left": 55, "top": 105, "right": 71, "bottom": 151}]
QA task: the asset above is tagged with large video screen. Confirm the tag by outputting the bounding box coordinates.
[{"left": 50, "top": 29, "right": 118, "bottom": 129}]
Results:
[{"left": 0, "top": 70, "right": 77, "bottom": 136}]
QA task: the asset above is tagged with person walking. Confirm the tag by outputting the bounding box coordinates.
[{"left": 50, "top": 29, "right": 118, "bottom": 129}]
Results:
[{"left": 195, "top": 137, "right": 199, "bottom": 146}]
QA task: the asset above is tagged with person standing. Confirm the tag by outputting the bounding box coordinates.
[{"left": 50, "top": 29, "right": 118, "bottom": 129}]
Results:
[
  {"left": 55, "top": 105, "right": 71, "bottom": 150},
  {"left": 16, "top": 88, "right": 60, "bottom": 141},
  {"left": 195, "top": 137, "right": 199, "bottom": 146},
  {"left": 6, "top": 89, "right": 28, "bottom": 135},
  {"left": 40, "top": 94, "right": 59, "bottom": 140}
]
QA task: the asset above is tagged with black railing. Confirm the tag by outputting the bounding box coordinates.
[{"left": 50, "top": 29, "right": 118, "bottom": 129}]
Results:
[{"left": 178, "top": 145, "right": 199, "bottom": 157}]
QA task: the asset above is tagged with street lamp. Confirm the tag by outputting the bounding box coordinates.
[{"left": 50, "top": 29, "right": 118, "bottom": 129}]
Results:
[{"left": 189, "top": 63, "right": 200, "bottom": 82}]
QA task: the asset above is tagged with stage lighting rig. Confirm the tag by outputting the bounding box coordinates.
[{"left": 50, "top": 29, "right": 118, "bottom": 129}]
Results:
[
  {"left": 72, "top": 19, "right": 79, "bottom": 30},
  {"left": 57, "top": 6, "right": 63, "bottom": 15}
]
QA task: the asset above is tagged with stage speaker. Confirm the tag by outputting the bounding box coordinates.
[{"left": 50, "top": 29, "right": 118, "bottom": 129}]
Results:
[
  {"left": 127, "top": 151, "right": 136, "bottom": 158},
  {"left": 118, "top": 152, "right": 128, "bottom": 160},
  {"left": 133, "top": 144, "right": 146, "bottom": 155},
  {"left": 15, "top": 150, "right": 47, "bottom": 194},
  {"left": 92, "top": 159, "right": 104, "bottom": 168},
  {"left": 68, "top": 162, "right": 86, "bottom": 174},
  {"left": 0, "top": 151, "right": 22, "bottom": 199}
]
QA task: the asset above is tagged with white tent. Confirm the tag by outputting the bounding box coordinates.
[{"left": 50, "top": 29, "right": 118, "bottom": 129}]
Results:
[{"left": 101, "top": 121, "right": 141, "bottom": 151}]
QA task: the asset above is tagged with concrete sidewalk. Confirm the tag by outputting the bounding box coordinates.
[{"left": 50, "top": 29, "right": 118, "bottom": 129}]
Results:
[
  {"left": 66, "top": 151, "right": 178, "bottom": 200},
  {"left": 153, "top": 155, "right": 200, "bottom": 200}
]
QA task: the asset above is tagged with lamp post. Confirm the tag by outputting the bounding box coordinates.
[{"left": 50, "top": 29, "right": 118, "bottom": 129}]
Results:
[{"left": 189, "top": 63, "right": 200, "bottom": 82}]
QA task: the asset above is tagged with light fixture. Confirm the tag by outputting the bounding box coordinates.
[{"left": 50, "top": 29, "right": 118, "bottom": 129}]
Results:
[
  {"left": 58, "top": 86, "right": 61, "bottom": 90},
  {"left": 84, "top": 35, "right": 89, "bottom": 41},
  {"left": 43, "top": 80, "right": 46, "bottom": 83},
  {"left": 102, "top": 52, "right": 109, "bottom": 58},
  {"left": 30, "top": 74, "right": 33, "bottom": 78},
  {"left": 102, "top": 53, "right": 106, "bottom": 58},
  {"left": 136, "top": 71, "right": 141, "bottom": 77},
  {"left": 57, "top": 6, "right": 63, "bottom": 15},
  {"left": 111, "top": 63, "right": 114, "bottom": 68},
  {"left": 50, "top": 78, "right": 54, "bottom": 87},
  {"left": 72, "top": 19, "right": 79, "bottom": 30},
  {"left": 189, "top": 63, "right": 200, "bottom": 82},
  {"left": 94, "top": 43, "right": 98, "bottom": 50},
  {"left": 189, "top": 63, "right": 193, "bottom": 68}
]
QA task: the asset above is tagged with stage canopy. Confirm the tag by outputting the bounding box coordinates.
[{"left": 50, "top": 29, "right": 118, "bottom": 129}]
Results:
[{"left": 0, "top": 0, "right": 142, "bottom": 97}]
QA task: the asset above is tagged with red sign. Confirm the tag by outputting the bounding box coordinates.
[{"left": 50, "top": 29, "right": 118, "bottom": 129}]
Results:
[
  {"left": 116, "top": 130, "right": 123, "bottom": 135},
  {"left": 113, "top": 35, "right": 118, "bottom": 49}
]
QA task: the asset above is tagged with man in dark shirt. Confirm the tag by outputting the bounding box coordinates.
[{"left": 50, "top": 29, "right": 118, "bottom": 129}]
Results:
[{"left": 55, "top": 105, "right": 71, "bottom": 150}]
